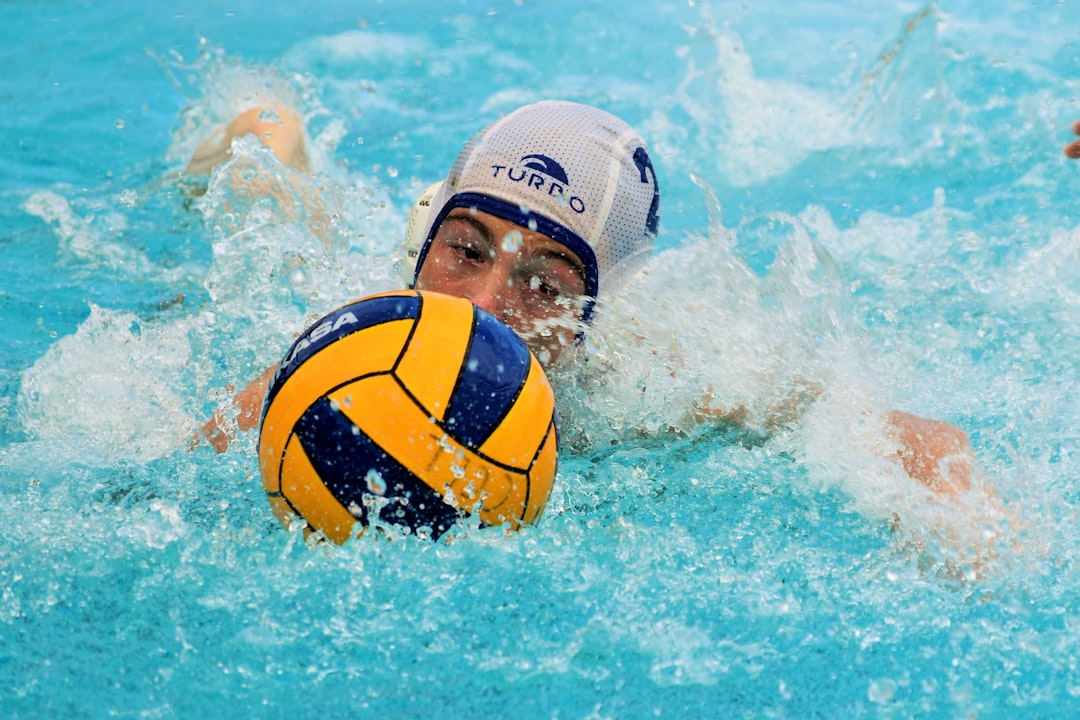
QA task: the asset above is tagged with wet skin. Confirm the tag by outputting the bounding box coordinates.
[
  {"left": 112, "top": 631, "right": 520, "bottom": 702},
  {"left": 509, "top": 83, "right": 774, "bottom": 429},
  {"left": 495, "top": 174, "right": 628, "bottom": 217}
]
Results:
[{"left": 415, "top": 208, "right": 588, "bottom": 367}]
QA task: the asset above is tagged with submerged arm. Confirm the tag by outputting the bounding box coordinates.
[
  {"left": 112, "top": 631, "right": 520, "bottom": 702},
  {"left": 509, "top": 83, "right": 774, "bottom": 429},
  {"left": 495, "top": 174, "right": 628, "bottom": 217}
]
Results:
[{"left": 693, "top": 389, "right": 974, "bottom": 496}]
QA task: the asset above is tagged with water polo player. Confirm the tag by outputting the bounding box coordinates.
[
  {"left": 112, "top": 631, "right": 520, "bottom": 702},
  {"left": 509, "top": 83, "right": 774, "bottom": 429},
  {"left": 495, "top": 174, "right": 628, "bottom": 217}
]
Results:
[
  {"left": 197, "top": 100, "right": 975, "bottom": 498},
  {"left": 202, "top": 101, "right": 657, "bottom": 445}
]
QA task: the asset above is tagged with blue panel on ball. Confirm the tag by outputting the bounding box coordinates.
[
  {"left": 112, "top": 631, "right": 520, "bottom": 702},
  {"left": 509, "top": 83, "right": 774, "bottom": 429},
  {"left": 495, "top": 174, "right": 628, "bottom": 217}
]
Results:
[
  {"left": 443, "top": 307, "right": 531, "bottom": 451},
  {"left": 295, "top": 397, "right": 463, "bottom": 540}
]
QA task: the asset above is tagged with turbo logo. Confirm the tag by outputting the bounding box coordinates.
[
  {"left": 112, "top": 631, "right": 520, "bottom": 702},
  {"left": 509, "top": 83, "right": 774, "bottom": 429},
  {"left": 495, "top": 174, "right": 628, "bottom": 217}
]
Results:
[
  {"left": 491, "top": 154, "right": 587, "bottom": 214},
  {"left": 520, "top": 154, "right": 569, "bottom": 183}
]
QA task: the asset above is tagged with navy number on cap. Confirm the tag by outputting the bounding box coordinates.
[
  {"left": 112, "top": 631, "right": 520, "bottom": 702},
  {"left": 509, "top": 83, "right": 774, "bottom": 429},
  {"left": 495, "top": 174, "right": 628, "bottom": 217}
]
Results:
[{"left": 632, "top": 147, "right": 660, "bottom": 236}]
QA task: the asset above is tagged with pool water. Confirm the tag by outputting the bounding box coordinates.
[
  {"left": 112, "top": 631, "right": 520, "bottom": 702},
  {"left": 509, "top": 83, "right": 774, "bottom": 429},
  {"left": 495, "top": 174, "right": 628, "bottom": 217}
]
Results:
[{"left": 2, "top": 1, "right": 1079, "bottom": 716}]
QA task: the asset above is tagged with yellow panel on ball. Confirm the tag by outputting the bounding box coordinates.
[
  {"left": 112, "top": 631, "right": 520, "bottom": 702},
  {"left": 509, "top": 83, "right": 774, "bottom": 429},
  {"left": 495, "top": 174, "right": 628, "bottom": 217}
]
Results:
[
  {"left": 276, "top": 436, "right": 358, "bottom": 544},
  {"left": 478, "top": 356, "right": 556, "bottom": 469},
  {"left": 521, "top": 422, "right": 559, "bottom": 526},
  {"left": 391, "top": 292, "right": 473, "bottom": 422}
]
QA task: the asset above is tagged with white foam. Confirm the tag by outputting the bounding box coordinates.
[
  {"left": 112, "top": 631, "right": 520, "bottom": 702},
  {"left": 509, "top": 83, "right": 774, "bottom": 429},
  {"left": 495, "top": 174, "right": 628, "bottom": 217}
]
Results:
[
  {"left": 18, "top": 99, "right": 407, "bottom": 462},
  {"left": 17, "top": 305, "right": 209, "bottom": 463},
  {"left": 193, "top": 134, "right": 402, "bottom": 364},
  {"left": 547, "top": 185, "right": 1047, "bottom": 571},
  {"left": 283, "top": 30, "right": 429, "bottom": 67},
  {"left": 666, "top": 24, "right": 854, "bottom": 186},
  {"left": 554, "top": 201, "right": 845, "bottom": 447},
  {"left": 22, "top": 190, "right": 189, "bottom": 282}
]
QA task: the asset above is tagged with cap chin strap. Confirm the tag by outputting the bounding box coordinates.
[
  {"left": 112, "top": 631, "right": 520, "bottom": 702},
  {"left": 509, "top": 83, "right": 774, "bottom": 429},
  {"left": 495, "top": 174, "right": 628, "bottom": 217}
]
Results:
[{"left": 412, "top": 192, "right": 600, "bottom": 326}]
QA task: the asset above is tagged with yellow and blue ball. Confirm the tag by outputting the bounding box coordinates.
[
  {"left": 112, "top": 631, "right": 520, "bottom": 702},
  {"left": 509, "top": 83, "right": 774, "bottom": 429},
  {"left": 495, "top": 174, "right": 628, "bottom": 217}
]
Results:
[{"left": 257, "top": 290, "right": 559, "bottom": 542}]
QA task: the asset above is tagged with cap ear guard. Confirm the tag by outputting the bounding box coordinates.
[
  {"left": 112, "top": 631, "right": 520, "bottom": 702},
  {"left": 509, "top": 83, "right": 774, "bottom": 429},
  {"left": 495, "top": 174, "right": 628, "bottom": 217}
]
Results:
[{"left": 399, "top": 181, "right": 443, "bottom": 286}]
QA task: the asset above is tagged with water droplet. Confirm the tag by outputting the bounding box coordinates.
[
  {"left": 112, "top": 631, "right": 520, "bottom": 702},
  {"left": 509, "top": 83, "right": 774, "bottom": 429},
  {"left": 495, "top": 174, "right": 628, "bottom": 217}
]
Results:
[
  {"left": 868, "top": 678, "right": 897, "bottom": 704},
  {"left": 114, "top": 119, "right": 125, "bottom": 129},
  {"left": 502, "top": 230, "right": 523, "bottom": 252},
  {"left": 365, "top": 469, "right": 387, "bottom": 496}
]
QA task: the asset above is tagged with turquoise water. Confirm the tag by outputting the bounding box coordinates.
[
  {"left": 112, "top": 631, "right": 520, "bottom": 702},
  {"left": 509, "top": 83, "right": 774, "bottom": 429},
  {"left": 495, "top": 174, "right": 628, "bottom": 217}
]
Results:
[{"left": 2, "top": 1, "right": 1079, "bottom": 716}]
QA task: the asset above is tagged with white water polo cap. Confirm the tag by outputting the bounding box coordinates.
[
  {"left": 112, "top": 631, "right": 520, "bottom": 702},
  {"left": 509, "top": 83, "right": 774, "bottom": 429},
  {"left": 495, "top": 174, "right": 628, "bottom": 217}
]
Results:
[{"left": 413, "top": 101, "right": 660, "bottom": 320}]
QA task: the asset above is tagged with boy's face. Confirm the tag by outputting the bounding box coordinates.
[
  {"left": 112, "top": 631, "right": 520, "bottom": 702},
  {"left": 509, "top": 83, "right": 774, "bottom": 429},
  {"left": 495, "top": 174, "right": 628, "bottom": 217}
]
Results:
[{"left": 415, "top": 208, "right": 588, "bottom": 367}]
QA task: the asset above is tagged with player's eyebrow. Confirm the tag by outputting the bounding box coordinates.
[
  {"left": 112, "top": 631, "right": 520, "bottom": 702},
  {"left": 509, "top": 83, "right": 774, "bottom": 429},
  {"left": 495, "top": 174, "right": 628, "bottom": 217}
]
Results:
[{"left": 440, "top": 212, "right": 493, "bottom": 244}]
